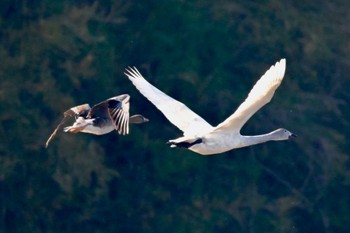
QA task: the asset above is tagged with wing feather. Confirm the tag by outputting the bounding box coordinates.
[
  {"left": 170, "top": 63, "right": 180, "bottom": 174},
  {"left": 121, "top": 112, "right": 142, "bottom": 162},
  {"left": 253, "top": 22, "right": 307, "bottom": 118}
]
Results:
[
  {"left": 214, "top": 59, "right": 286, "bottom": 133},
  {"left": 124, "top": 67, "right": 213, "bottom": 136},
  {"left": 107, "top": 96, "right": 130, "bottom": 135},
  {"left": 45, "top": 104, "right": 91, "bottom": 148}
]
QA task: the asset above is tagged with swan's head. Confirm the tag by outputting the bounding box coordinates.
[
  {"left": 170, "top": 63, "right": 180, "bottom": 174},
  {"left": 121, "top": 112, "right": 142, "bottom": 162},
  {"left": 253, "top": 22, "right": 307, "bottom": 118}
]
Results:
[{"left": 272, "top": 128, "right": 297, "bottom": 140}]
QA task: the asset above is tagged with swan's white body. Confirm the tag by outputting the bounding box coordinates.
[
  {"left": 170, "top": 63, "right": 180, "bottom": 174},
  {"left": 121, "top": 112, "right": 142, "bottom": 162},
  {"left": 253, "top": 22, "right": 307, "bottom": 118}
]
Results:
[{"left": 125, "top": 59, "right": 295, "bottom": 155}]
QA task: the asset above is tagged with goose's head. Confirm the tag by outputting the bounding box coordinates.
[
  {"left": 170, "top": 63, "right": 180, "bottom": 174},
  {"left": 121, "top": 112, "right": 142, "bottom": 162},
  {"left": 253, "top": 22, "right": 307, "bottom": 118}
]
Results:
[
  {"left": 272, "top": 128, "right": 297, "bottom": 140},
  {"left": 129, "top": 114, "right": 149, "bottom": 124}
]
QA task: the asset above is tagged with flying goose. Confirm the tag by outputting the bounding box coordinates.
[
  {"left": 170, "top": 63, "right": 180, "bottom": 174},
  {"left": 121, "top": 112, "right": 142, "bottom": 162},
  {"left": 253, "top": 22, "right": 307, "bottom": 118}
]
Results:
[
  {"left": 45, "top": 94, "right": 149, "bottom": 148},
  {"left": 124, "top": 59, "right": 295, "bottom": 155}
]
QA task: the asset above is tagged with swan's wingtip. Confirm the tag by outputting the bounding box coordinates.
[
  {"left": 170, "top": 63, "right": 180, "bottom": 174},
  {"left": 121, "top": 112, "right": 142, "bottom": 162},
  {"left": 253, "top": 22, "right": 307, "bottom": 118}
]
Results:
[
  {"left": 124, "top": 66, "right": 142, "bottom": 79},
  {"left": 273, "top": 58, "right": 286, "bottom": 75},
  {"left": 276, "top": 58, "right": 285, "bottom": 64},
  {"left": 279, "top": 58, "right": 286, "bottom": 67}
]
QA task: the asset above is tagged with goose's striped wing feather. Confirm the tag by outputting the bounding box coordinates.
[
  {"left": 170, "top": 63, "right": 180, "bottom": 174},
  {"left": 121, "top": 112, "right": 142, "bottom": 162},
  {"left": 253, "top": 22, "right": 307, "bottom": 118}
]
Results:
[
  {"left": 89, "top": 97, "right": 130, "bottom": 135},
  {"left": 107, "top": 97, "right": 130, "bottom": 135}
]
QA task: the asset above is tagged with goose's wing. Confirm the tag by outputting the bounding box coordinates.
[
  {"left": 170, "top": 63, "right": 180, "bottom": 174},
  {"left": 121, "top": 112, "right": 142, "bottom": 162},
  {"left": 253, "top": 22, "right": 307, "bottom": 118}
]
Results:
[
  {"left": 214, "top": 59, "right": 286, "bottom": 133},
  {"left": 107, "top": 95, "right": 130, "bottom": 135},
  {"left": 124, "top": 67, "right": 213, "bottom": 136},
  {"left": 45, "top": 103, "right": 91, "bottom": 148},
  {"left": 68, "top": 104, "right": 91, "bottom": 118},
  {"left": 88, "top": 95, "right": 130, "bottom": 135}
]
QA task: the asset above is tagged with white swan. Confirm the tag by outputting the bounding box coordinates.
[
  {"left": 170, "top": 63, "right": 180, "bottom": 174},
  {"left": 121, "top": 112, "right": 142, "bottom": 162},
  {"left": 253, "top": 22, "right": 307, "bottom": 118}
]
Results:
[
  {"left": 45, "top": 94, "right": 148, "bottom": 148},
  {"left": 124, "top": 59, "right": 295, "bottom": 155}
]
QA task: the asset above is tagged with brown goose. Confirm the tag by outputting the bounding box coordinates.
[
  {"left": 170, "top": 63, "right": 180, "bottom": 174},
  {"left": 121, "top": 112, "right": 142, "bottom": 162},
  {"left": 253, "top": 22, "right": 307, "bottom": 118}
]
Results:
[{"left": 45, "top": 94, "right": 148, "bottom": 148}]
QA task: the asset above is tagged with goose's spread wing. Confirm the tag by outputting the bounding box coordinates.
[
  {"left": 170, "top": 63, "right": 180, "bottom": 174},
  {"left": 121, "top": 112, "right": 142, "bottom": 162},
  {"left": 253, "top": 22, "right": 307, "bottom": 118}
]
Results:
[
  {"left": 45, "top": 103, "right": 91, "bottom": 148},
  {"left": 125, "top": 67, "right": 213, "bottom": 136},
  {"left": 89, "top": 96, "right": 130, "bottom": 135},
  {"left": 107, "top": 96, "right": 130, "bottom": 135},
  {"left": 214, "top": 59, "right": 286, "bottom": 133}
]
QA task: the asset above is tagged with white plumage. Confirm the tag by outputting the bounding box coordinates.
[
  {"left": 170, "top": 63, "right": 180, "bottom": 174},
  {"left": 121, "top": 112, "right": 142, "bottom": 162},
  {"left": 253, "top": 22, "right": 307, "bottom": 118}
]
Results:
[{"left": 125, "top": 59, "right": 295, "bottom": 155}]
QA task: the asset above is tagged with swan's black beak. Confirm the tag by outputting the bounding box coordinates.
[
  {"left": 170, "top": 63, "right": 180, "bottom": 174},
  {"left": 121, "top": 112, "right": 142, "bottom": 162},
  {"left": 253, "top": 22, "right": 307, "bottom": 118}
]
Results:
[{"left": 289, "top": 133, "right": 297, "bottom": 139}]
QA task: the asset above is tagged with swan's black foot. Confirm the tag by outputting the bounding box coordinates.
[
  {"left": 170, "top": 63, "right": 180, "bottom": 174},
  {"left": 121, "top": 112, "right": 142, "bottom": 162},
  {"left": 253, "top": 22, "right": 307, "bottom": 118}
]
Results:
[{"left": 167, "top": 138, "right": 203, "bottom": 148}]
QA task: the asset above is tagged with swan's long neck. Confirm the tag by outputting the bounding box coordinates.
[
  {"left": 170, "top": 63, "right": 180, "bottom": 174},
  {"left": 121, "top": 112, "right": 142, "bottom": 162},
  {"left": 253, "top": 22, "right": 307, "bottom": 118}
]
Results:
[{"left": 240, "top": 131, "right": 280, "bottom": 148}]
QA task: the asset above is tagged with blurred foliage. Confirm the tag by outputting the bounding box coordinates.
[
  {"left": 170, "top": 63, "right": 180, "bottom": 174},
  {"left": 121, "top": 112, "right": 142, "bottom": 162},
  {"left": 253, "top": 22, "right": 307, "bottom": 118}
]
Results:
[{"left": 1, "top": 0, "right": 350, "bottom": 232}]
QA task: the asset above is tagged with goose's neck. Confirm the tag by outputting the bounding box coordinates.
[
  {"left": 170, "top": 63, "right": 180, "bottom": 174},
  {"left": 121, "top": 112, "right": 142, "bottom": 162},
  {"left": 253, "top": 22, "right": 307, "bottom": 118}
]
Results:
[{"left": 240, "top": 131, "right": 278, "bottom": 147}]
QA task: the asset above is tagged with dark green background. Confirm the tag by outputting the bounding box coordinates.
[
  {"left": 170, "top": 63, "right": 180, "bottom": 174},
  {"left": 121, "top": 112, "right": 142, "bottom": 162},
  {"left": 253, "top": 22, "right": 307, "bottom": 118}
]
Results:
[{"left": 1, "top": 0, "right": 349, "bottom": 232}]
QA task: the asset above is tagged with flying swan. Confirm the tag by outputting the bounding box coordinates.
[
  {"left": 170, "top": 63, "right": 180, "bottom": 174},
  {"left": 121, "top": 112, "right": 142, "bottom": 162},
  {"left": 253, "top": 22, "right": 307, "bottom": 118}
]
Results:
[
  {"left": 45, "top": 94, "right": 149, "bottom": 148},
  {"left": 124, "top": 59, "right": 295, "bottom": 155}
]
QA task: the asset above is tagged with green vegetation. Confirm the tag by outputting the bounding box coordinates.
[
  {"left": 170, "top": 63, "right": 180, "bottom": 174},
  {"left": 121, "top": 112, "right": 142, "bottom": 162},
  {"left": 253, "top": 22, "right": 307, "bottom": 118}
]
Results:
[{"left": 1, "top": 0, "right": 350, "bottom": 232}]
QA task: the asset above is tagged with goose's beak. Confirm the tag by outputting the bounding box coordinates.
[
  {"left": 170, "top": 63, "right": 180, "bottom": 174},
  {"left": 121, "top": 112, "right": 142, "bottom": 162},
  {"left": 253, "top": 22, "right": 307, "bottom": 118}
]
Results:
[{"left": 289, "top": 133, "right": 297, "bottom": 139}]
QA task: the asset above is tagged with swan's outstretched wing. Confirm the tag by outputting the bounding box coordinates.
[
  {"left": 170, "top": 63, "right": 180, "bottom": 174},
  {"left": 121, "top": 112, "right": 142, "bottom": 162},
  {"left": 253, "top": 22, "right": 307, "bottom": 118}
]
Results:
[
  {"left": 214, "top": 59, "right": 286, "bottom": 133},
  {"left": 45, "top": 104, "right": 90, "bottom": 148},
  {"left": 125, "top": 67, "right": 213, "bottom": 136}
]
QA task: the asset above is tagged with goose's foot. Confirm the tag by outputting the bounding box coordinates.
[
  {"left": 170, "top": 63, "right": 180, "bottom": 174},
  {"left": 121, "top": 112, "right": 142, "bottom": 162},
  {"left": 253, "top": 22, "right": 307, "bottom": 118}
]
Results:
[{"left": 64, "top": 124, "right": 88, "bottom": 133}]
